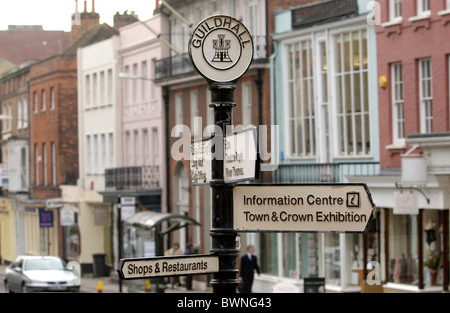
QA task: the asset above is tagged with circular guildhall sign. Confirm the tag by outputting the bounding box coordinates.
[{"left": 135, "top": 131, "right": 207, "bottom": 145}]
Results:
[{"left": 189, "top": 15, "right": 254, "bottom": 83}]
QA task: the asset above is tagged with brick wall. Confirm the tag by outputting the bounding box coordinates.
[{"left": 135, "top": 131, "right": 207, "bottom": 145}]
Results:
[
  {"left": 28, "top": 55, "right": 78, "bottom": 199},
  {"left": 376, "top": 0, "right": 450, "bottom": 168}
]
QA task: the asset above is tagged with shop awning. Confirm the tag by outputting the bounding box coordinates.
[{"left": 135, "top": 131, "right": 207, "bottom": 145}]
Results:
[{"left": 124, "top": 211, "right": 200, "bottom": 235}]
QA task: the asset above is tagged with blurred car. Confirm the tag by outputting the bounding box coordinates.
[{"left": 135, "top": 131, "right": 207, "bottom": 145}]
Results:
[{"left": 3, "top": 255, "right": 80, "bottom": 293}]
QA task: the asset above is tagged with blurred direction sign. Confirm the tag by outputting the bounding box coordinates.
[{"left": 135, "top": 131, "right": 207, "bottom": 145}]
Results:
[{"left": 118, "top": 254, "right": 219, "bottom": 280}]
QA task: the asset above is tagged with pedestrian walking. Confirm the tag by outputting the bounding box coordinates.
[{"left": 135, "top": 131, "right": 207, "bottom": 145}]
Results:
[
  {"left": 165, "top": 242, "right": 183, "bottom": 288},
  {"left": 238, "top": 245, "right": 261, "bottom": 293}
]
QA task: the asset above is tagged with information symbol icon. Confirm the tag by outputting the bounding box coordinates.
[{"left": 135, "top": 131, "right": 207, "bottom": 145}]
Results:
[{"left": 346, "top": 192, "right": 360, "bottom": 208}]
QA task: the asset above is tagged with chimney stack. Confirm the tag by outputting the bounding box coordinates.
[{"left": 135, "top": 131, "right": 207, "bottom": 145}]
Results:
[{"left": 71, "top": 0, "right": 100, "bottom": 44}]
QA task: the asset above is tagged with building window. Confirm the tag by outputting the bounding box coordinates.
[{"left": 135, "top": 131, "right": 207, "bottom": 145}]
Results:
[
  {"left": 86, "top": 135, "right": 91, "bottom": 173},
  {"left": 174, "top": 93, "right": 184, "bottom": 137},
  {"left": 143, "top": 129, "right": 150, "bottom": 166},
  {"left": 33, "top": 91, "right": 38, "bottom": 113},
  {"left": 35, "top": 144, "right": 39, "bottom": 185},
  {"left": 108, "top": 133, "right": 114, "bottom": 168},
  {"left": 391, "top": 63, "right": 405, "bottom": 143},
  {"left": 42, "top": 143, "right": 47, "bottom": 185},
  {"left": 152, "top": 128, "right": 159, "bottom": 166},
  {"left": 51, "top": 142, "right": 56, "bottom": 185},
  {"left": 50, "top": 87, "right": 55, "bottom": 110},
  {"left": 205, "top": 88, "right": 214, "bottom": 136},
  {"left": 100, "top": 134, "right": 106, "bottom": 172},
  {"left": 246, "top": 0, "right": 258, "bottom": 57},
  {"left": 92, "top": 73, "right": 98, "bottom": 106},
  {"left": 85, "top": 75, "right": 91, "bottom": 106},
  {"left": 287, "top": 39, "right": 315, "bottom": 158},
  {"left": 190, "top": 90, "right": 200, "bottom": 138},
  {"left": 389, "top": 0, "right": 402, "bottom": 21},
  {"left": 387, "top": 210, "right": 418, "bottom": 285},
  {"left": 447, "top": 0, "right": 450, "bottom": 10},
  {"left": 17, "top": 100, "right": 22, "bottom": 129},
  {"left": 141, "top": 61, "right": 148, "bottom": 102},
  {"left": 41, "top": 89, "right": 46, "bottom": 112},
  {"left": 22, "top": 99, "right": 28, "bottom": 128},
  {"left": 242, "top": 82, "right": 252, "bottom": 127},
  {"left": 93, "top": 134, "right": 98, "bottom": 172},
  {"left": 417, "top": 0, "right": 430, "bottom": 15},
  {"left": 134, "top": 130, "right": 139, "bottom": 166},
  {"left": 100, "top": 71, "right": 105, "bottom": 105},
  {"left": 335, "top": 30, "right": 370, "bottom": 157},
  {"left": 150, "top": 59, "right": 156, "bottom": 100},
  {"left": 132, "top": 63, "right": 138, "bottom": 103},
  {"left": 107, "top": 69, "right": 113, "bottom": 104},
  {"left": 125, "top": 131, "right": 131, "bottom": 167},
  {"left": 419, "top": 58, "right": 432, "bottom": 133}
]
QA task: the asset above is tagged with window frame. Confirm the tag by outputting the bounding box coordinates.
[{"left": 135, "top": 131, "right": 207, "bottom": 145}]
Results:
[
  {"left": 389, "top": 0, "right": 402, "bottom": 21},
  {"left": 333, "top": 29, "right": 371, "bottom": 157},
  {"left": 391, "top": 63, "right": 405, "bottom": 144},
  {"left": 417, "top": 0, "right": 430, "bottom": 16},
  {"left": 285, "top": 38, "right": 316, "bottom": 159},
  {"left": 418, "top": 58, "right": 433, "bottom": 134}
]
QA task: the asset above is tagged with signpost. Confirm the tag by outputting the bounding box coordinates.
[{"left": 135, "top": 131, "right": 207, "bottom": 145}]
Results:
[
  {"left": 118, "top": 254, "right": 219, "bottom": 280},
  {"left": 224, "top": 127, "right": 258, "bottom": 183},
  {"left": 117, "top": 14, "right": 376, "bottom": 294},
  {"left": 233, "top": 184, "right": 375, "bottom": 232},
  {"left": 190, "top": 137, "right": 213, "bottom": 185},
  {"left": 189, "top": 14, "right": 254, "bottom": 294}
]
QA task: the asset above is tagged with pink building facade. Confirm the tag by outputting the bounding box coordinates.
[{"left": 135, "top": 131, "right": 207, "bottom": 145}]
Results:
[{"left": 359, "top": 0, "right": 450, "bottom": 292}]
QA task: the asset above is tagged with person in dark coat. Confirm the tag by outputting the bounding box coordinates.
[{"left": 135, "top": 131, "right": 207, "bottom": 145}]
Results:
[{"left": 238, "top": 245, "right": 261, "bottom": 293}]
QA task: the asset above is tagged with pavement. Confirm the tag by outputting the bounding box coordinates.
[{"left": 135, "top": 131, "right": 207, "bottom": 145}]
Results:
[{"left": 0, "top": 264, "right": 211, "bottom": 293}]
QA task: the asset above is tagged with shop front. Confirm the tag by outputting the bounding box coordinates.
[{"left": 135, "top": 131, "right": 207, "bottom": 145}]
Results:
[
  {"left": 349, "top": 133, "right": 450, "bottom": 293},
  {"left": 382, "top": 208, "right": 449, "bottom": 292},
  {"left": 249, "top": 216, "right": 379, "bottom": 293}
]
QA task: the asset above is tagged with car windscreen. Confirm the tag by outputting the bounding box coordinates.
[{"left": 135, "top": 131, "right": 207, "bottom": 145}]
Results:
[{"left": 24, "top": 259, "right": 65, "bottom": 271}]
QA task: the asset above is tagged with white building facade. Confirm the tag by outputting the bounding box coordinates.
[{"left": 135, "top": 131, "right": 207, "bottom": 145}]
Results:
[{"left": 62, "top": 29, "right": 121, "bottom": 273}]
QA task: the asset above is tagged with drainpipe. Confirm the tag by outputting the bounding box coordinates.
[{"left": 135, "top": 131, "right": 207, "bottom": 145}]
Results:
[{"left": 269, "top": 41, "right": 279, "bottom": 172}]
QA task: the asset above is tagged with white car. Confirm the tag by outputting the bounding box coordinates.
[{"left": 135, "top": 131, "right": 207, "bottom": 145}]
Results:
[{"left": 3, "top": 255, "right": 80, "bottom": 293}]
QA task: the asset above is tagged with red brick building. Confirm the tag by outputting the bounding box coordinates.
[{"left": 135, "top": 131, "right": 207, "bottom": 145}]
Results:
[
  {"left": 369, "top": 0, "right": 450, "bottom": 292},
  {"left": 26, "top": 4, "right": 105, "bottom": 257},
  {"left": 376, "top": 0, "right": 450, "bottom": 168},
  {"left": 29, "top": 54, "right": 79, "bottom": 200},
  {"left": 0, "top": 26, "right": 70, "bottom": 65}
]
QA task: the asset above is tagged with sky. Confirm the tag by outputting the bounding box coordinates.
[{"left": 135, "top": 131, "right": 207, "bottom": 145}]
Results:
[{"left": 0, "top": 0, "right": 156, "bottom": 31}]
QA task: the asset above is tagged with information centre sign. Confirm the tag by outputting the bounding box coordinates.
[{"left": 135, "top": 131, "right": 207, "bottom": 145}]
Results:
[{"left": 233, "top": 184, "right": 375, "bottom": 233}]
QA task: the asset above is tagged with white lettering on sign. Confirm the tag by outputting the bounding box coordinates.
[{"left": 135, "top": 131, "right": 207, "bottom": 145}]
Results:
[{"left": 233, "top": 184, "right": 375, "bottom": 233}]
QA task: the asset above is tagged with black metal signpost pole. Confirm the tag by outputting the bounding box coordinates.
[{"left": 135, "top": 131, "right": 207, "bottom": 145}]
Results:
[
  {"left": 188, "top": 15, "right": 254, "bottom": 294},
  {"left": 209, "top": 82, "right": 238, "bottom": 293}
]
